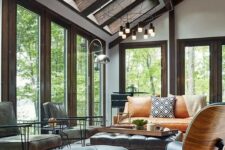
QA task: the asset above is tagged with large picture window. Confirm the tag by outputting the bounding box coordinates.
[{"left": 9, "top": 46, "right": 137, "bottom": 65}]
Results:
[
  {"left": 125, "top": 47, "right": 161, "bottom": 95},
  {"left": 185, "top": 46, "right": 210, "bottom": 101},
  {"left": 51, "top": 22, "right": 67, "bottom": 109},
  {"left": 16, "top": 5, "right": 40, "bottom": 121},
  {"left": 120, "top": 42, "right": 167, "bottom": 96},
  {"left": 76, "top": 35, "right": 88, "bottom": 116}
]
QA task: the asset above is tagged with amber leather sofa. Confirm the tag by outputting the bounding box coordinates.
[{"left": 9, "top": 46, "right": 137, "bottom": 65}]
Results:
[{"left": 114, "top": 95, "right": 206, "bottom": 132}]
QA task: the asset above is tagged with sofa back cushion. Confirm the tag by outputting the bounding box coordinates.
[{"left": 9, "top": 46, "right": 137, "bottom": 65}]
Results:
[
  {"left": 174, "top": 96, "right": 189, "bottom": 118},
  {"left": 0, "top": 102, "right": 20, "bottom": 137},
  {"left": 127, "top": 96, "right": 151, "bottom": 117}
]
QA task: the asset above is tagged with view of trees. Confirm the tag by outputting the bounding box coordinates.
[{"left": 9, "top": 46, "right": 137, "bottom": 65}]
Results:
[
  {"left": 125, "top": 47, "right": 161, "bottom": 95},
  {"left": 51, "top": 22, "right": 67, "bottom": 106},
  {"left": 94, "top": 63, "right": 101, "bottom": 116},
  {"left": 77, "top": 35, "right": 88, "bottom": 117},
  {"left": 223, "top": 45, "right": 225, "bottom": 102},
  {"left": 185, "top": 46, "right": 210, "bottom": 101},
  {"left": 16, "top": 5, "right": 40, "bottom": 121}
]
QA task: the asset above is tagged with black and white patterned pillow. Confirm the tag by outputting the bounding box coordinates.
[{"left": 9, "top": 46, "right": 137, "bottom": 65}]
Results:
[{"left": 151, "top": 96, "right": 175, "bottom": 118}]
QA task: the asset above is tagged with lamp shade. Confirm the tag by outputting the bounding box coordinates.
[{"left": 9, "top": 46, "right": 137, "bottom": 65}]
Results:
[
  {"left": 89, "top": 38, "right": 110, "bottom": 64},
  {"left": 94, "top": 54, "right": 110, "bottom": 64}
]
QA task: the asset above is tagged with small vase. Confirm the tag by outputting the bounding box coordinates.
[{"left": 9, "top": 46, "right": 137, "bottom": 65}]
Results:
[{"left": 135, "top": 125, "right": 144, "bottom": 130}]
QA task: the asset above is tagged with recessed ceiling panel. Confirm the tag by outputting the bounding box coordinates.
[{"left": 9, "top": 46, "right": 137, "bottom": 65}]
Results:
[
  {"left": 93, "top": 0, "right": 136, "bottom": 25},
  {"left": 74, "top": 0, "right": 97, "bottom": 12}
]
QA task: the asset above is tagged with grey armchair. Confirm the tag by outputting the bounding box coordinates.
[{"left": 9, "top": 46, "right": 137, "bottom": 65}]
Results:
[
  {"left": 0, "top": 102, "right": 62, "bottom": 150},
  {"left": 166, "top": 103, "right": 225, "bottom": 150}
]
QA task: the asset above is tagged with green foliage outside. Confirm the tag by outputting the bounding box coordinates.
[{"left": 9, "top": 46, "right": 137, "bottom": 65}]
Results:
[
  {"left": 16, "top": 5, "right": 40, "bottom": 120},
  {"left": 94, "top": 63, "right": 101, "bottom": 116},
  {"left": 126, "top": 48, "right": 161, "bottom": 95},
  {"left": 51, "top": 22, "right": 67, "bottom": 104},
  {"left": 185, "top": 46, "right": 210, "bottom": 101},
  {"left": 76, "top": 35, "right": 88, "bottom": 117}
]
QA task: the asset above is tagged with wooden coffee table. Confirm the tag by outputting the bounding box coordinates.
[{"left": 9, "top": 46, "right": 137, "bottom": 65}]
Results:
[{"left": 97, "top": 127, "right": 178, "bottom": 137}]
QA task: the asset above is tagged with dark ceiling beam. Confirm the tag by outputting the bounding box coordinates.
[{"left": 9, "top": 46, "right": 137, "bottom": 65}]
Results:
[
  {"left": 100, "top": 0, "right": 145, "bottom": 28},
  {"left": 163, "top": 0, "right": 173, "bottom": 10},
  {"left": 109, "top": 7, "right": 168, "bottom": 49},
  {"left": 82, "top": 0, "right": 109, "bottom": 16}
]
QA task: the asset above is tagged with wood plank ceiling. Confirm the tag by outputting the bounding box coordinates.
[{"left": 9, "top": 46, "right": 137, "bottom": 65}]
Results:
[{"left": 59, "top": 0, "right": 184, "bottom": 46}]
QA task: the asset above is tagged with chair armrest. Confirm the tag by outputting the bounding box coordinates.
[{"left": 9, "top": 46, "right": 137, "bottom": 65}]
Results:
[
  {"left": 0, "top": 123, "right": 31, "bottom": 128},
  {"left": 166, "top": 141, "right": 183, "bottom": 150}
]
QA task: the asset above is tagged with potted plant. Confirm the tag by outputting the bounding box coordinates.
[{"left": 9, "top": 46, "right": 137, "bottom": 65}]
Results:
[{"left": 132, "top": 119, "right": 148, "bottom": 130}]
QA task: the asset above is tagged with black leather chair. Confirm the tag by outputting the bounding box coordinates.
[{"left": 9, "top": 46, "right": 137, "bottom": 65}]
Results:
[
  {"left": 0, "top": 102, "right": 62, "bottom": 150},
  {"left": 166, "top": 103, "right": 225, "bottom": 150}
]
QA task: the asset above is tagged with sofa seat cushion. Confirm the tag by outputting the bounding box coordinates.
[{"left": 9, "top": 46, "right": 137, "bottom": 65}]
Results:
[
  {"left": 0, "top": 134, "right": 62, "bottom": 150},
  {"left": 148, "top": 117, "right": 192, "bottom": 132}
]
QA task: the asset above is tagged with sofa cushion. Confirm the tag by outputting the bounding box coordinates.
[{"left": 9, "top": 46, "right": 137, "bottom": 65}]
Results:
[
  {"left": 174, "top": 96, "right": 189, "bottom": 118},
  {"left": 0, "top": 102, "right": 20, "bottom": 137},
  {"left": 0, "top": 134, "right": 62, "bottom": 150},
  {"left": 151, "top": 96, "right": 175, "bottom": 118},
  {"left": 127, "top": 96, "right": 151, "bottom": 117}
]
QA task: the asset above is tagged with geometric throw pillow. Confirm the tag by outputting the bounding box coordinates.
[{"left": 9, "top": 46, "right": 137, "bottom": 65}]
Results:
[{"left": 151, "top": 96, "right": 175, "bottom": 118}]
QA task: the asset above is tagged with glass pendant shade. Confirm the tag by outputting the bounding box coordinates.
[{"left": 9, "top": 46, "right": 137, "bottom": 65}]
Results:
[{"left": 125, "top": 22, "right": 130, "bottom": 33}]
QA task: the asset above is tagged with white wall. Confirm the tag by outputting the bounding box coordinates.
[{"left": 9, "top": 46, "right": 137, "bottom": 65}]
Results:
[{"left": 175, "top": 0, "right": 225, "bottom": 39}]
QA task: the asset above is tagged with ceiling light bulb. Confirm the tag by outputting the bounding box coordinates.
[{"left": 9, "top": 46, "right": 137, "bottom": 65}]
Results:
[
  {"left": 122, "top": 34, "right": 126, "bottom": 39},
  {"left": 150, "top": 27, "right": 155, "bottom": 37},
  {"left": 137, "top": 22, "right": 143, "bottom": 33},
  {"left": 132, "top": 30, "right": 136, "bottom": 40},
  {"left": 148, "top": 23, "right": 154, "bottom": 34},
  {"left": 125, "top": 22, "right": 130, "bottom": 33},
  {"left": 151, "top": 32, "right": 156, "bottom": 37},
  {"left": 119, "top": 26, "right": 123, "bottom": 36},
  {"left": 144, "top": 29, "right": 148, "bottom": 39}
]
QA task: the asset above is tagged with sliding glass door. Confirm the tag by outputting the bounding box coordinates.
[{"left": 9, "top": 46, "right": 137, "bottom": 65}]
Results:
[{"left": 16, "top": 5, "right": 40, "bottom": 121}]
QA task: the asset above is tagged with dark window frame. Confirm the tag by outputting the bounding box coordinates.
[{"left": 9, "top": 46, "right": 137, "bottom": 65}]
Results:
[
  {"left": 177, "top": 37, "right": 225, "bottom": 103},
  {"left": 119, "top": 41, "right": 168, "bottom": 97},
  {"left": 1, "top": 0, "right": 106, "bottom": 121}
]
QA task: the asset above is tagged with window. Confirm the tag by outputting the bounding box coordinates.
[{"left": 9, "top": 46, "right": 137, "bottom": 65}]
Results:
[
  {"left": 125, "top": 47, "right": 161, "bottom": 95},
  {"left": 76, "top": 35, "right": 88, "bottom": 116},
  {"left": 120, "top": 42, "right": 167, "bottom": 96},
  {"left": 185, "top": 46, "right": 210, "bottom": 101},
  {"left": 16, "top": 5, "right": 40, "bottom": 121},
  {"left": 223, "top": 45, "right": 225, "bottom": 102},
  {"left": 51, "top": 22, "right": 67, "bottom": 109},
  {"left": 0, "top": 0, "right": 2, "bottom": 101},
  {"left": 93, "top": 63, "right": 102, "bottom": 116}
]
